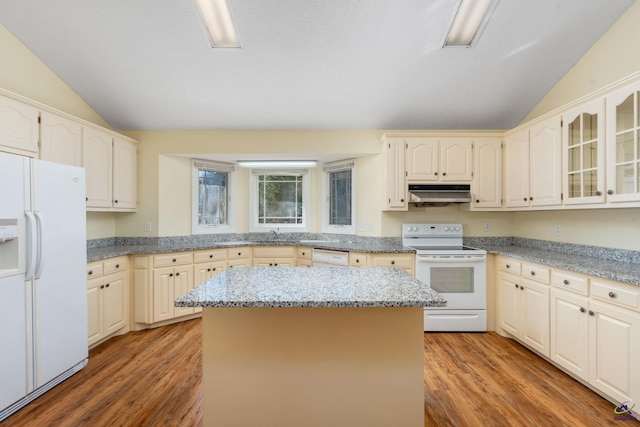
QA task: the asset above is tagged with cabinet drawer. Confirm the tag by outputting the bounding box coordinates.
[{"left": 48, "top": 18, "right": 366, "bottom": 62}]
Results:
[
  {"left": 349, "top": 252, "right": 368, "bottom": 266},
  {"left": 370, "top": 254, "right": 414, "bottom": 268},
  {"left": 551, "top": 270, "right": 588, "bottom": 295},
  {"left": 498, "top": 258, "right": 521, "bottom": 275},
  {"left": 153, "top": 252, "right": 193, "bottom": 268},
  {"left": 252, "top": 246, "right": 295, "bottom": 258},
  {"left": 296, "top": 247, "right": 312, "bottom": 260},
  {"left": 522, "top": 263, "right": 550, "bottom": 284},
  {"left": 591, "top": 279, "right": 640, "bottom": 312},
  {"left": 87, "top": 262, "right": 103, "bottom": 279},
  {"left": 104, "top": 256, "right": 128, "bottom": 275},
  {"left": 228, "top": 247, "right": 251, "bottom": 259},
  {"left": 193, "top": 249, "right": 227, "bottom": 264}
]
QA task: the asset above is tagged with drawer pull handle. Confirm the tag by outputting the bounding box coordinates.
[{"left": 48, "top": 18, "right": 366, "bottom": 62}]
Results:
[
  {"left": 563, "top": 279, "right": 569, "bottom": 285},
  {"left": 391, "top": 261, "right": 395, "bottom": 265},
  {"left": 209, "top": 255, "right": 213, "bottom": 258},
  {"left": 506, "top": 264, "right": 510, "bottom": 268},
  {"left": 608, "top": 291, "right": 616, "bottom": 298},
  {"left": 530, "top": 271, "right": 536, "bottom": 276},
  {"left": 238, "top": 252, "right": 242, "bottom": 256},
  {"left": 88, "top": 270, "right": 93, "bottom": 275},
  {"left": 579, "top": 307, "right": 585, "bottom": 313},
  {"left": 115, "top": 264, "right": 120, "bottom": 269},
  {"left": 172, "top": 258, "right": 177, "bottom": 262}
]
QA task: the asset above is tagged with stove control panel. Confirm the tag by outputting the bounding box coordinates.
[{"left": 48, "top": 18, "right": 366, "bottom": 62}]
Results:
[{"left": 403, "top": 223, "right": 463, "bottom": 238}]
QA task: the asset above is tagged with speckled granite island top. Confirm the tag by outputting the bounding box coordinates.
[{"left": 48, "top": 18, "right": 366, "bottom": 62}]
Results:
[{"left": 175, "top": 266, "right": 446, "bottom": 308}]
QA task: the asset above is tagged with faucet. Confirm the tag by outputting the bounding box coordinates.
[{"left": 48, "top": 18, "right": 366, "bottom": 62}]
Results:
[{"left": 270, "top": 229, "right": 279, "bottom": 240}]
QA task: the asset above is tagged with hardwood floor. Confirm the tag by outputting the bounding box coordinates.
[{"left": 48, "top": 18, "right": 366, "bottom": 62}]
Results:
[{"left": 3, "top": 319, "right": 637, "bottom": 426}]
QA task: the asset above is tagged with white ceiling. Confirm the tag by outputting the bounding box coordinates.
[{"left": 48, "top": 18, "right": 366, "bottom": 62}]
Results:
[{"left": 0, "top": 0, "right": 635, "bottom": 131}]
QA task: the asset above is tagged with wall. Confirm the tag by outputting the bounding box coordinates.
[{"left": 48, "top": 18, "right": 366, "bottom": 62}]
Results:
[{"left": 513, "top": 0, "right": 640, "bottom": 251}]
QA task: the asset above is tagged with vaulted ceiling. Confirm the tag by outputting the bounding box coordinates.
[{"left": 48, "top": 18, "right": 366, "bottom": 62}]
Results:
[{"left": 0, "top": 0, "right": 635, "bottom": 130}]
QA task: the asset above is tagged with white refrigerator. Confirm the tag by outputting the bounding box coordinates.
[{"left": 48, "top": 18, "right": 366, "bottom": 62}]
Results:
[{"left": 0, "top": 152, "right": 88, "bottom": 421}]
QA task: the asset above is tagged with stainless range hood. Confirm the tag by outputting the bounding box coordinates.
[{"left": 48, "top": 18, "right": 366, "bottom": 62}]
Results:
[{"left": 408, "top": 184, "right": 472, "bottom": 206}]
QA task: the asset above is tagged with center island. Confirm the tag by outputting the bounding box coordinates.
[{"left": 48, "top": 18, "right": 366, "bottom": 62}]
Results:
[{"left": 175, "top": 266, "right": 446, "bottom": 427}]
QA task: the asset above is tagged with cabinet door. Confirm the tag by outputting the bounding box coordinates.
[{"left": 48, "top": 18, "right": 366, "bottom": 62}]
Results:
[
  {"left": 606, "top": 81, "right": 640, "bottom": 203},
  {"left": 520, "top": 280, "right": 550, "bottom": 357},
  {"left": 87, "top": 278, "right": 103, "bottom": 346},
  {"left": 113, "top": 138, "right": 137, "bottom": 210},
  {"left": 406, "top": 138, "right": 438, "bottom": 181},
  {"left": 174, "top": 267, "right": 194, "bottom": 317},
  {"left": 529, "top": 116, "right": 562, "bottom": 207},
  {"left": 588, "top": 300, "right": 640, "bottom": 404},
  {"left": 0, "top": 95, "right": 39, "bottom": 154},
  {"left": 472, "top": 139, "right": 502, "bottom": 208},
  {"left": 499, "top": 274, "right": 520, "bottom": 336},
  {"left": 103, "top": 274, "right": 126, "bottom": 336},
  {"left": 562, "top": 99, "right": 606, "bottom": 205},
  {"left": 504, "top": 129, "right": 530, "bottom": 207},
  {"left": 440, "top": 139, "right": 473, "bottom": 182},
  {"left": 550, "top": 288, "right": 589, "bottom": 381},
  {"left": 153, "top": 267, "right": 175, "bottom": 322},
  {"left": 272, "top": 257, "right": 294, "bottom": 267},
  {"left": 384, "top": 138, "right": 407, "bottom": 210},
  {"left": 83, "top": 127, "right": 113, "bottom": 208},
  {"left": 39, "top": 112, "right": 82, "bottom": 166}
]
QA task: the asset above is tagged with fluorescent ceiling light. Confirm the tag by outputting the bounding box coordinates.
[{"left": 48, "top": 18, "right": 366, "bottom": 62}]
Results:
[
  {"left": 195, "top": 0, "right": 241, "bottom": 48},
  {"left": 442, "top": 0, "right": 499, "bottom": 48},
  {"left": 236, "top": 160, "right": 318, "bottom": 168}
]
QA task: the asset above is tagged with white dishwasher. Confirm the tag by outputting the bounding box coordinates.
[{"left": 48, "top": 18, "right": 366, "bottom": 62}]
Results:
[{"left": 312, "top": 249, "right": 349, "bottom": 267}]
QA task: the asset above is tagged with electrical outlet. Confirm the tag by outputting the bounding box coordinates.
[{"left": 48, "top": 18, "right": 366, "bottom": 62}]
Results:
[
  {"left": 484, "top": 223, "right": 491, "bottom": 232},
  {"left": 554, "top": 225, "right": 561, "bottom": 236},
  {"left": 357, "top": 222, "right": 366, "bottom": 232},
  {"left": 365, "top": 222, "right": 372, "bottom": 232},
  {"left": 144, "top": 222, "right": 152, "bottom": 233}
]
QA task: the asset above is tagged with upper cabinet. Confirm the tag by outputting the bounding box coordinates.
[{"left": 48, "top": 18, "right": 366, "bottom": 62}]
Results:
[
  {"left": 383, "top": 137, "right": 407, "bottom": 211},
  {"left": 562, "top": 99, "right": 606, "bottom": 205},
  {"left": 0, "top": 94, "right": 39, "bottom": 155},
  {"left": 406, "top": 138, "right": 473, "bottom": 182},
  {"left": 112, "top": 137, "right": 137, "bottom": 210},
  {"left": 606, "top": 80, "right": 640, "bottom": 203},
  {"left": 471, "top": 139, "right": 502, "bottom": 209},
  {"left": 40, "top": 112, "right": 83, "bottom": 167},
  {"left": 504, "top": 116, "right": 562, "bottom": 209}
]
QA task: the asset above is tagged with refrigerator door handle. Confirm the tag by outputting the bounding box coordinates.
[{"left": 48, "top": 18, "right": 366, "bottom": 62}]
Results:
[
  {"left": 25, "top": 212, "right": 37, "bottom": 280},
  {"left": 34, "top": 212, "right": 44, "bottom": 278}
]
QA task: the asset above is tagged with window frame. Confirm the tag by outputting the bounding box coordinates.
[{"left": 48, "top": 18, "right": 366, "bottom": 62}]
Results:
[
  {"left": 248, "top": 168, "right": 311, "bottom": 232},
  {"left": 192, "top": 160, "right": 236, "bottom": 234},
  {"left": 322, "top": 159, "right": 356, "bottom": 234}
]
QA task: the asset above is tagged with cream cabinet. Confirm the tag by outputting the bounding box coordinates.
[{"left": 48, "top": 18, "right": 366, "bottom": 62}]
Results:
[
  {"left": 83, "top": 127, "right": 137, "bottom": 211},
  {"left": 562, "top": 99, "right": 606, "bottom": 205},
  {"left": 252, "top": 246, "right": 295, "bottom": 267},
  {"left": 227, "top": 247, "right": 252, "bottom": 268},
  {"left": 383, "top": 137, "right": 407, "bottom": 211},
  {"left": 349, "top": 252, "right": 369, "bottom": 267},
  {"left": 497, "top": 257, "right": 550, "bottom": 357},
  {"left": 405, "top": 138, "right": 473, "bottom": 182},
  {"left": 606, "top": 80, "right": 640, "bottom": 203},
  {"left": 0, "top": 94, "right": 39, "bottom": 155},
  {"left": 504, "top": 116, "right": 562, "bottom": 209},
  {"left": 39, "top": 112, "right": 82, "bottom": 166},
  {"left": 471, "top": 139, "right": 502, "bottom": 209},
  {"left": 86, "top": 256, "right": 128, "bottom": 347},
  {"left": 369, "top": 253, "right": 415, "bottom": 275},
  {"left": 193, "top": 249, "right": 227, "bottom": 313},
  {"left": 296, "top": 247, "right": 312, "bottom": 267}
]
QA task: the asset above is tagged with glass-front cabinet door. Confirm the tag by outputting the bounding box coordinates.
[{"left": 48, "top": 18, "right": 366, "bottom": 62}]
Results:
[
  {"left": 562, "top": 99, "right": 605, "bottom": 205},
  {"left": 607, "top": 81, "right": 640, "bottom": 203}
]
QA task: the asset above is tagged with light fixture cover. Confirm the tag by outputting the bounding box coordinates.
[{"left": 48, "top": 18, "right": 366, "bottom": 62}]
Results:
[
  {"left": 236, "top": 160, "right": 318, "bottom": 168},
  {"left": 195, "top": 0, "right": 241, "bottom": 48},
  {"left": 442, "top": 0, "right": 499, "bottom": 48}
]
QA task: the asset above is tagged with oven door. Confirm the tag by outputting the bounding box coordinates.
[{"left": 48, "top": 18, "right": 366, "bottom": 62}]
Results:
[{"left": 415, "top": 255, "right": 486, "bottom": 309}]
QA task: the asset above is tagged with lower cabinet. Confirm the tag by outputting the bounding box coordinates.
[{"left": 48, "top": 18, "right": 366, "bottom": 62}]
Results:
[
  {"left": 86, "top": 256, "right": 128, "bottom": 347},
  {"left": 296, "top": 247, "right": 312, "bottom": 267},
  {"left": 349, "top": 252, "right": 415, "bottom": 275},
  {"left": 153, "top": 264, "right": 194, "bottom": 321},
  {"left": 252, "top": 246, "right": 295, "bottom": 267}
]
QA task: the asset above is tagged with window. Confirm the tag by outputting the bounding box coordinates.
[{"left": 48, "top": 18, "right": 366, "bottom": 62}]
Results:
[
  {"left": 249, "top": 169, "right": 310, "bottom": 231},
  {"left": 322, "top": 160, "right": 355, "bottom": 234},
  {"left": 192, "top": 160, "right": 235, "bottom": 234}
]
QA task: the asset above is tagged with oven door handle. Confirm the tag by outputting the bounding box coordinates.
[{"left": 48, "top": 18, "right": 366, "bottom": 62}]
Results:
[{"left": 416, "top": 256, "right": 486, "bottom": 263}]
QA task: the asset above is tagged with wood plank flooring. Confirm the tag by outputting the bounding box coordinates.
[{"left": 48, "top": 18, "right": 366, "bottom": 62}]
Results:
[{"left": 3, "top": 319, "right": 638, "bottom": 426}]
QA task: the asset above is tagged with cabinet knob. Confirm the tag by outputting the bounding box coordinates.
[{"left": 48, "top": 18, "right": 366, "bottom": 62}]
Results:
[
  {"left": 105, "top": 283, "right": 110, "bottom": 288},
  {"left": 391, "top": 261, "right": 395, "bottom": 265},
  {"left": 274, "top": 263, "right": 278, "bottom": 266},
  {"left": 476, "top": 199, "right": 480, "bottom": 203},
  {"left": 595, "top": 191, "right": 602, "bottom": 196},
  {"left": 269, "top": 263, "right": 273, "bottom": 266},
  {"left": 530, "top": 197, "right": 533, "bottom": 201},
  {"left": 607, "top": 189, "right": 614, "bottom": 195},
  {"left": 88, "top": 270, "right": 93, "bottom": 275},
  {"left": 442, "top": 172, "right": 446, "bottom": 176},
  {"left": 209, "top": 254, "right": 213, "bottom": 258},
  {"left": 115, "top": 264, "right": 120, "bottom": 269},
  {"left": 520, "top": 285, "right": 525, "bottom": 291},
  {"left": 212, "top": 267, "right": 217, "bottom": 271},
  {"left": 238, "top": 252, "right": 242, "bottom": 256},
  {"left": 100, "top": 285, "right": 104, "bottom": 289},
  {"left": 563, "top": 279, "right": 569, "bottom": 285},
  {"left": 579, "top": 307, "right": 585, "bottom": 313},
  {"left": 207, "top": 268, "right": 211, "bottom": 272},
  {"left": 515, "top": 284, "right": 519, "bottom": 289},
  {"left": 588, "top": 310, "right": 595, "bottom": 316},
  {"left": 176, "top": 272, "right": 180, "bottom": 276},
  {"left": 434, "top": 172, "right": 438, "bottom": 176},
  {"left": 172, "top": 258, "right": 177, "bottom": 262},
  {"left": 86, "top": 197, "right": 88, "bottom": 201},
  {"left": 530, "top": 271, "right": 535, "bottom": 276},
  {"left": 523, "top": 197, "right": 527, "bottom": 201},
  {"left": 302, "top": 252, "right": 306, "bottom": 255},
  {"left": 400, "top": 198, "right": 404, "bottom": 202},
  {"left": 114, "top": 200, "right": 118, "bottom": 203},
  {"left": 608, "top": 291, "right": 616, "bottom": 298},
  {"left": 356, "top": 259, "right": 360, "bottom": 263},
  {"left": 169, "top": 273, "right": 173, "bottom": 277},
  {"left": 506, "top": 264, "right": 510, "bottom": 269}
]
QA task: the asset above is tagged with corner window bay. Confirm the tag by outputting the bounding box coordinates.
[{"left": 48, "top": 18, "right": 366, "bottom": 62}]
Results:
[
  {"left": 252, "top": 169, "right": 310, "bottom": 230},
  {"left": 192, "top": 160, "right": 235, "bottom": 234}
]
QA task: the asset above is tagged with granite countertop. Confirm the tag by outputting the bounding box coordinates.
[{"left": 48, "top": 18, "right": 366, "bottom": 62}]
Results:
[{"left": 174, "top": 266, "right": 447, "bottom": 308}]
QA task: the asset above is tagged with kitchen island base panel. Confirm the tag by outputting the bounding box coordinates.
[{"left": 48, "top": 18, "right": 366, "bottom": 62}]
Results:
[{"left": 202, "top": 307, "right": 424, "bottom": 427}]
